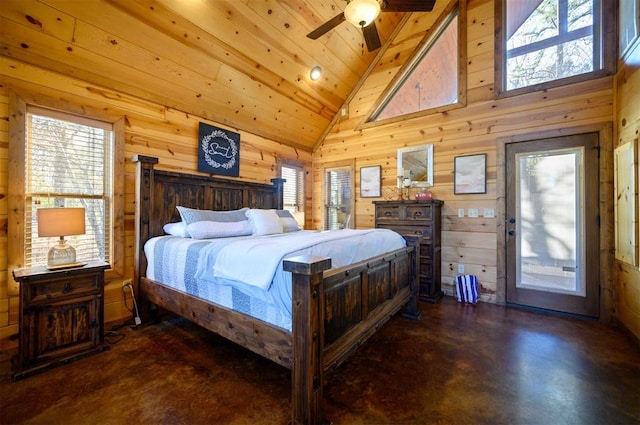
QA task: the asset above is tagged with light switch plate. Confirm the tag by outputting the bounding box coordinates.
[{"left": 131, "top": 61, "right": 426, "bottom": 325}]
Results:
[
  {"left": 468, "top": 208, "right": 479, "bottom": 218},
  {"left": 457, "top": 264, "right": 465, "bottom": 274},
  {"left": 458, "top": 208, "right": 465, "bottom": 218},
  {"left": 483, "top": 208, "right": 495, "bottom": 218}
]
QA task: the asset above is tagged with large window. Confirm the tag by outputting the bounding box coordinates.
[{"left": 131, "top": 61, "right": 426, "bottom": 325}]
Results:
[
  {"left": 323, "top": 162, "right": 354, "bottom": 230},
  {"left": 25, "top": 108, "right": 113, "bottom": 267},
  {"left": 368, "top": 2, "right": 466, "bottom": 124},
  {"left": 9, "top": 92, "right": 124, "bottom": 277},
  {"left": 281, "top": 163, "right": 305, "bottom": 228},
  {"left": 496, "top": 0, "right": 615, "bottom": 97}
]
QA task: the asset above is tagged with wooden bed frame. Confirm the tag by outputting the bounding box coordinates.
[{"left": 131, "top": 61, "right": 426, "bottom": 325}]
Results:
[{"left": 132, "top": 155, "right": 421, "bottom": 424}]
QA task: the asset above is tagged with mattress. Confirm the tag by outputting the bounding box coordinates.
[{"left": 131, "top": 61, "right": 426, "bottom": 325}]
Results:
[{"left": 144, "top": 229, "right": 406, "bottom": 331}]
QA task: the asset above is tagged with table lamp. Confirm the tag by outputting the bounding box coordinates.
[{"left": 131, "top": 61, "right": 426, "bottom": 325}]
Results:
[{"left": 37, "top": 207, "right": 86, "bottom": 269}]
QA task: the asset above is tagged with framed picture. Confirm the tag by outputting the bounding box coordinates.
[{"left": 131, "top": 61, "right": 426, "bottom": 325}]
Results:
[
  {"left": 454, "top": 154, "right": 487, "bottom": 195},
  {"left": 620, "top": 0, "right": 640, "bottom": 59},
  {"left": 198, "top": 122, "right": 240, "bottom": 177},
  {"left": 360, "top": 165, "right": 381, "bottom": 197}
]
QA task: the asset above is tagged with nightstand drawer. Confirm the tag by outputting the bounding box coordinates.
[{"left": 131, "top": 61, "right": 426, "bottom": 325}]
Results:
[{"left": 28, "top": 275, "right": 101, "bottom": 304}]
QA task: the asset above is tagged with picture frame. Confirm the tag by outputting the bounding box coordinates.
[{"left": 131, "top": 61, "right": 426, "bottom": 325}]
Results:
[
  {"left": 620, "top": 0, "right": 640, "bottom": 59},
  {"left": 454, "top": 154, "right": 487, "bottom": 195},
  {"left": 198, "top": 122, "right": 240, "bottom": 177},
  {"left": 360, "top": 165, "right": 381, "bottom": 198}
]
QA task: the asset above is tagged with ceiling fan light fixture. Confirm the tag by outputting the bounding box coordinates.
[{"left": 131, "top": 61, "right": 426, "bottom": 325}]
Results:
[
  {"left": 310, "top": 66, "right": 322, "bottom": 81},
  {"left": 344, "top": 0, "right": 381, "bottom": 28}
]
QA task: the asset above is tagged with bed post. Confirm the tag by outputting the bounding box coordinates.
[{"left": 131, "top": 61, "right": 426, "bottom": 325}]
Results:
[
  {"left": 132, "top": 155, "right": 158, "bottom": 319},
  {"left": 283, "top": 255, "right": 332, "bottom": 425},
  {"left": 270, "top": 177, "right": 285, "bottom": 209}
]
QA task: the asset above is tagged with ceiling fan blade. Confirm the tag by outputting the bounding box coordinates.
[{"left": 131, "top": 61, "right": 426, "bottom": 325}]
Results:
[
  {"left": 382, "top": 0, "right": 437, "bottom": 12},
  {"left": 307, "top": 12, "right": 346, "bottom": 39},
  {"left": 362, "top": 22, "right": 382, "bottom": 52}
]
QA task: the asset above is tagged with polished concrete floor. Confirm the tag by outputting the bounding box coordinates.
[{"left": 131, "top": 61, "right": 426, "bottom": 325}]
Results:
[{"left": 1, "top": 296, "right": 638, "bottom": 425}]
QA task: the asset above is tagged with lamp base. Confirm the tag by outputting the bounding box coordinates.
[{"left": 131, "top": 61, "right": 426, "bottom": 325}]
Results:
[{"left": 47, "top": 237, "right": 79, "bottom": 269}]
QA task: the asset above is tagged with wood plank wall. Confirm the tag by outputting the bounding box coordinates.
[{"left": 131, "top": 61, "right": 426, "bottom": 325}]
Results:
[
  {"left": 0, "top": 58, "right": 312, "bottom": 344},
  {"left": 615, "top": 40, "right": 640, "bottom": 339},
  {"left": 312, "top": 0, "right": 617, "bottom": 305}
]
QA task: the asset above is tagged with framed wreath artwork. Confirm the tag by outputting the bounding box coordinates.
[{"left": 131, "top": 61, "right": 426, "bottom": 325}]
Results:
[{"left": 198, "top": 122, "right": 240, "bottom": 177}]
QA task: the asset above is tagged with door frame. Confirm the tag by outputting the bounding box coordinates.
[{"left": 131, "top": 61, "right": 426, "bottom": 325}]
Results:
[{"left": 496, "top": 122, "right": 615, "bottom": 322}]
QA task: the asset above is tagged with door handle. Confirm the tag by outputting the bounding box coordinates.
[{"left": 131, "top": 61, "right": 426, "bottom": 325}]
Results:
[{"left": 508, "top": 229, "right": 515, "bottom": 236}]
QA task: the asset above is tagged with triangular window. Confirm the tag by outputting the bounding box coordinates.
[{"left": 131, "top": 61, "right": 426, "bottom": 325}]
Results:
[{"left": 369, "top": 4, "right": 465, "bottom": 123}]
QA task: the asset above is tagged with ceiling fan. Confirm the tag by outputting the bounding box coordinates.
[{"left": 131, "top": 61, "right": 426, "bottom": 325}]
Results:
[{"left": 307, "top": 0, "right": 437, "bottom": 52}]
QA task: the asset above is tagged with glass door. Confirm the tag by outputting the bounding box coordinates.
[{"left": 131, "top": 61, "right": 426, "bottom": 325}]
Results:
[{"left": 506, "top": 133, "right": 599, "bottom": 317}]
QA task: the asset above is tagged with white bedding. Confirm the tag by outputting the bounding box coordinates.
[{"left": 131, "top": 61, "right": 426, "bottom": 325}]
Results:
[
  {"left": 144, "top": 228, "right": 406, "bottom": 330},
  {"left": 207, "top": 229, "right": 390, "bottom": 290}
]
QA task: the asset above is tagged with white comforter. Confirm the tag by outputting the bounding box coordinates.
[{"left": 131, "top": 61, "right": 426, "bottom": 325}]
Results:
[{"left": 197, "top": 229, "right": 405, "bottom": 290}]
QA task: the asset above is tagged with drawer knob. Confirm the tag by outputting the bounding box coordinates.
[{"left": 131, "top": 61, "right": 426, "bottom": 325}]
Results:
[
  {"left": 413, "top": 211, "right": 423, "bottom": 217},
  {"left": 384, "top": 211, "right": 392, "bottom": 216},
  {"left": 62, "top": 282, "right": 72, "bottom": 294}
]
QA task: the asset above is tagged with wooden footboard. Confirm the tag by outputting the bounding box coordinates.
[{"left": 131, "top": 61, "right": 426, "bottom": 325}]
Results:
[
  {"left": 284, "top": 241, "right": 419, "bottom": 425},
  {"left": 132, "top": 155, "right": 420, "bottom": 425}
]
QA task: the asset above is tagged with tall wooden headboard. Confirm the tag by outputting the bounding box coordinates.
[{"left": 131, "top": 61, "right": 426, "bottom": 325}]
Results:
[{"left": 132, "top": 155, "right": 285, "bottom": 286}]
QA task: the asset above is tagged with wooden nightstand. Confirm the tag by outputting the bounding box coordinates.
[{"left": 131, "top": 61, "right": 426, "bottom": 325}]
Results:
[{"left": 12, "top": 260, "right": 110, "bottom": 380}]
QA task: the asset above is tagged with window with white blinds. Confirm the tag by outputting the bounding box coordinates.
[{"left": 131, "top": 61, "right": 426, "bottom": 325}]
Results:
[
  {"left": 25, "top": 107, "right": 113, "bottom": 267},
  {"left": 281, "top": 164, "right": 305, "bottom": 227},
  {"left": 324, "top": 167, "right": 352, "bottom": 230}
]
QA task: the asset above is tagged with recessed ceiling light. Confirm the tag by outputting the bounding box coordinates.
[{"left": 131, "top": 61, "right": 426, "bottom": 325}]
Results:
[{"left": 310, "top": 66, "right": 322, "bottom": 81}]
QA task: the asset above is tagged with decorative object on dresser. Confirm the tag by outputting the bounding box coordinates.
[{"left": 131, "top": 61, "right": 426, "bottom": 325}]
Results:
[
  {"left": 12, "top": 260, "right": 109, "bottom": 380},
  {"left": 374, "top": 199, "right": 443, "bottom": 303}
]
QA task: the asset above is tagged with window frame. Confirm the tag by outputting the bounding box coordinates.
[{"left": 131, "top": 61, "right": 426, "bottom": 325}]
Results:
[
  {"left": 494, "top": 0, "right": 616, "bottom": 99},
  {"left": 8, "top": 91, "right": 125, "bottom": 280},
  {"left": 278, "top": 158, "right": 306, "bottom": 229},
  {"left": 361, "top": 0, "right": 467, "bottom": 128},
  {"left": 322, "top": 160, "right": 355, "bottom": 230}
]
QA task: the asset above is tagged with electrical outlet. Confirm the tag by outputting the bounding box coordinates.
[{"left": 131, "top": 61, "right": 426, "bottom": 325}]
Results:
[
  {"left": 483, "top": 208, "right": 495, "bottom": 218},
  {"left": 122, "top": 278, "right": 133, "bottom": 289},
  {"left": 457, "top": 208, "right": 465, "bottom": 218},
  {"left": 457, "top": 264, "right": 465, "bottom": 274},
  {"left": 468, "top": 208, "right": 479, "bottom": 218}
]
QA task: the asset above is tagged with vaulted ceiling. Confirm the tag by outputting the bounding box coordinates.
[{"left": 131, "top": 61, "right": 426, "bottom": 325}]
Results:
[{"left": 0, "top": 0, "right": 440, "bottom": 151}]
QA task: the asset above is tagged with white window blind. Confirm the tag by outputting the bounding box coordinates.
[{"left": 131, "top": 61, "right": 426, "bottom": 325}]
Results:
[
  {"left": 25, "top": 107, "right": 113, "bottom": 267},
  {"left": 282, "top": 165, "right": 304, "bottom": 211},
  {"left": 324, "top": 168, "right": 352, "bottom": 230}
]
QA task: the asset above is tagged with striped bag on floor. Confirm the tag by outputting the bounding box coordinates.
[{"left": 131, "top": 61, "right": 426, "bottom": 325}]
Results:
[{"left": 455, "top": 275, "right": 479, "bottom": 304}]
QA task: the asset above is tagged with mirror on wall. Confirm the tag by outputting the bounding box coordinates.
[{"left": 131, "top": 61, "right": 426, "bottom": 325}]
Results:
[{"left": 397, "top": 144, "right": 434, "bottom": 188}]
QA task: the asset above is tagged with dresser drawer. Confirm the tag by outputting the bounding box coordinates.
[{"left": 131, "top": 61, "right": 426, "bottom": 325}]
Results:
[
  {"left": 404, "top": 204, "right": 433, "bottom": 221},
  {"left": 27, "top": 274, "right": 101, "bottom": 304},
  {"left": 385, "top": 226, "right": 432, "bottom": 239},
  {"left": 376, "top": 205, "right": 401, "bottom": 220}
]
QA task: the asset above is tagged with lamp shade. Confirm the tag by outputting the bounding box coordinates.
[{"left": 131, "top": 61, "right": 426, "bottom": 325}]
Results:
[
  {"left": 344, "top": 0, "right": 381, "bottom": 28},
  {"left": 37, "top": 208, "right": 86, "bottom": 237}
]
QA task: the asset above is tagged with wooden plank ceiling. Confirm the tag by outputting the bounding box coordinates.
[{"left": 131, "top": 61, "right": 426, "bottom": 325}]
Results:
[{"left": 0, "top": 0, "right": 439, "bottom": 151}]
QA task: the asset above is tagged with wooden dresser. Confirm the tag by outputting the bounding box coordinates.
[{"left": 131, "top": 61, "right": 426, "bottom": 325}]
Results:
[{"left": 374, "top": 200, "right": 443, "bottom": 303}]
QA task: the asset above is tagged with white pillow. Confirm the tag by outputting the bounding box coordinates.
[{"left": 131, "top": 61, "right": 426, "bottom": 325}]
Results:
[
  {"left": 246, "top": 209, "right": 283, "bottom": 236},
  {"left": 186, "top": 220, "right": 253, "bottom": 239},
  {"left": 163, "top": 221, "right": 189, "bottom": 237},
  {"left": 177, "top": 206, "right": 249, "bottom": 225},
  {"left": 276, "top": 210, "right": 301, "bottom": 232}
]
